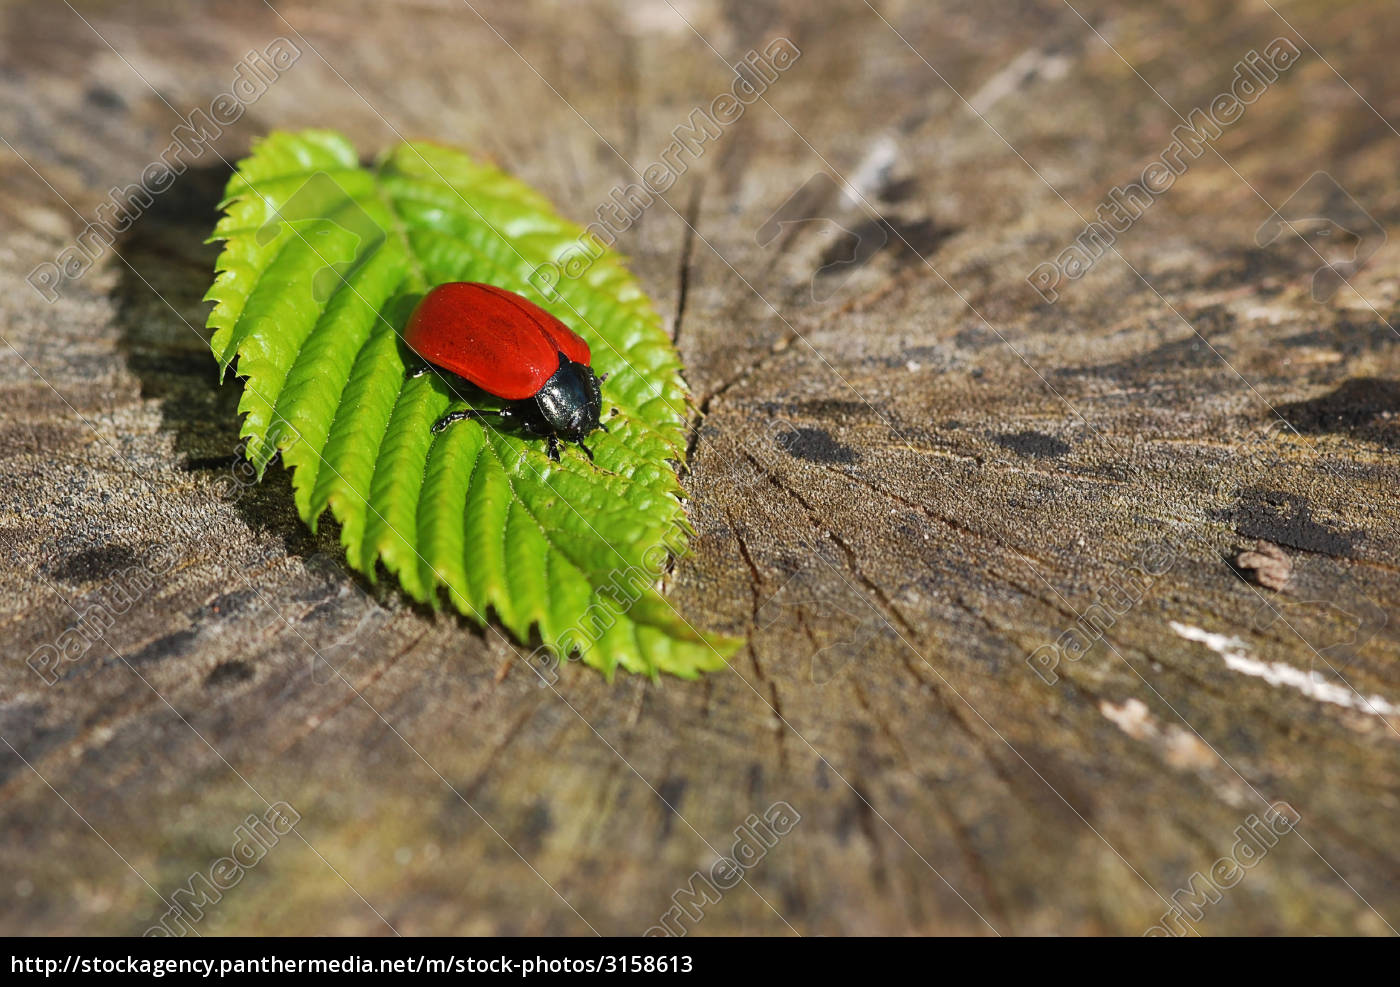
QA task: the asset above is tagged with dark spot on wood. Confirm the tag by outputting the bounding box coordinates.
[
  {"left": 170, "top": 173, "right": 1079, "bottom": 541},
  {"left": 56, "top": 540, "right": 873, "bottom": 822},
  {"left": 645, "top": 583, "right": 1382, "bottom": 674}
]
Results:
[
  {"left": 879, "top": 176, "right": 920, "bottom": 204},
  {"left": 779, "top": 398, "right": 880, "bottom": 421},
  {"left": 817, "top": 215, "right": 956, "bottom": 273},
  {"left": 834, "top": 785, "right": 883, "bottom": 887},
  {"left": 1071, "top": 331, "right": 1228, "bottom": 380},
  {"left": 51, "top": 545, "right": 139, "bottom": 583},
  {"left": 1277, "top": 377, "right": 1400, "bottom": 449},
  {"left": 656, "top": 776, "right": 687, "bottom": 840},
  {"left": 1280, "top": 317, "right": 1395, "bottom": 357},
  {"left": 518, "top": 801, "right": 552, "bottom": 855},
  {"left": 1223, "top": 490, "right": 1358, "bottom": 558},
  {"left": 206, "top": 659, "right": 254, "bottom": 687},
  {"left": 1199, "top": 246, "right": 1309, "bottom": 292},
  {"left": 994, "top": 430, "right": 1071, "bottom": 459},
  {"left": 746, "top": 762, "right": 763, "bottom": 800},
  {"left": 954, "top": 326, "right": 997, "bottom": 351},
  {"left": 127, "top": 628, "right": 198, "bottom": 666},
  {"left": 886, "top": 216, "right": 955, "bottom": 259},
  {"left": 882, "top": 344, "right": 947, "bottom": 369},
  {"left": 84, "top": 85, "right": 125, "bottom": 111},
  {"left": 777, "top": 427, "right": 859, "bottom": 464}
]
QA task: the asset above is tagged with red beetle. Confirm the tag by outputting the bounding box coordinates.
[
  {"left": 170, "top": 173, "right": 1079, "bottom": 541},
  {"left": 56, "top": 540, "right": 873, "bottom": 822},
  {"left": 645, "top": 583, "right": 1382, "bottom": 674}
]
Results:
[{"left": 404, "top": 282, "right": 606, "bottom": 461}]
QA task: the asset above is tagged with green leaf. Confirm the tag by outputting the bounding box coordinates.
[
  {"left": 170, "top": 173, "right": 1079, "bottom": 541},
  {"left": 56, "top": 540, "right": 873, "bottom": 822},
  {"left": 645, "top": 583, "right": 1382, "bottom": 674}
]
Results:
[{"left": 205, "top": 129, "right": 740, "bottom": 678}]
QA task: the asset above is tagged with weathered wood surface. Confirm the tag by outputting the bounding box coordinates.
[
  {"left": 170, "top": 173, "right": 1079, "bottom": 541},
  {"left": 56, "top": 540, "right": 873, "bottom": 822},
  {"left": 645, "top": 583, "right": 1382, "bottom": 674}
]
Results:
[{"left": 1, "top": 0, "right": 1398, "bottom": 936}]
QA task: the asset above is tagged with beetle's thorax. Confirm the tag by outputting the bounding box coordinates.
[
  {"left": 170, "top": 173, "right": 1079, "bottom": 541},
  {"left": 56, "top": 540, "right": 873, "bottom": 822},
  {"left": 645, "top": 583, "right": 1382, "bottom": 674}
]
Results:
[{"left": 532, "top": 355, "right": 602, "bottom": 440}]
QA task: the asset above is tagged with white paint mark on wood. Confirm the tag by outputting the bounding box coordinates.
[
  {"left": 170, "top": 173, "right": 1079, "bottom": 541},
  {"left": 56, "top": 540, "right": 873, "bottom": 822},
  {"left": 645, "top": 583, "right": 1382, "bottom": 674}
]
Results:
[{"left": 1170, "top": 622, "right": 1399, "bottom": 718}]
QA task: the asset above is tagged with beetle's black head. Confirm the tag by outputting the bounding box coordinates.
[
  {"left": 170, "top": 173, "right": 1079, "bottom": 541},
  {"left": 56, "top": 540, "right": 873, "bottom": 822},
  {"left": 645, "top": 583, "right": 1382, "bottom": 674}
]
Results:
[{"left": 533, "top": 355, "right": 602, "bottom": 441}]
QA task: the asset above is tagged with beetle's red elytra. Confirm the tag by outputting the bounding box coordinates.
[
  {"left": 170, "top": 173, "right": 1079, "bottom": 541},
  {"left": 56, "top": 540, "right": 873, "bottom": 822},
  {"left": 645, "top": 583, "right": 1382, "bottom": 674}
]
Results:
[{"left": 404, "top": 282, "right": 606, "bottom": 461}]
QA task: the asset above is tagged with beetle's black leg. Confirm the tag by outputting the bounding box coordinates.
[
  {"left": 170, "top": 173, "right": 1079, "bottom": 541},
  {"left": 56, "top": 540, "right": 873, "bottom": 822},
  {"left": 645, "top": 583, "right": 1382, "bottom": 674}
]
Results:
[
  {"left": 546, "top": 434, "right": 561, "bottom": 462},
  {"left": 495, "top": 406, "right": 524, "bottom": 429},
  {"left": 431, "top": 410, "right": 474, "bottom": 433},
  {"left": 432, "top": 408, "right": 503, "bottom": 434},
  {"left": 575, "top": 439, "right": 595, "bottom": 462},
  {"left": 405, "top": 360, "right": 435, "bottom": 379}
]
